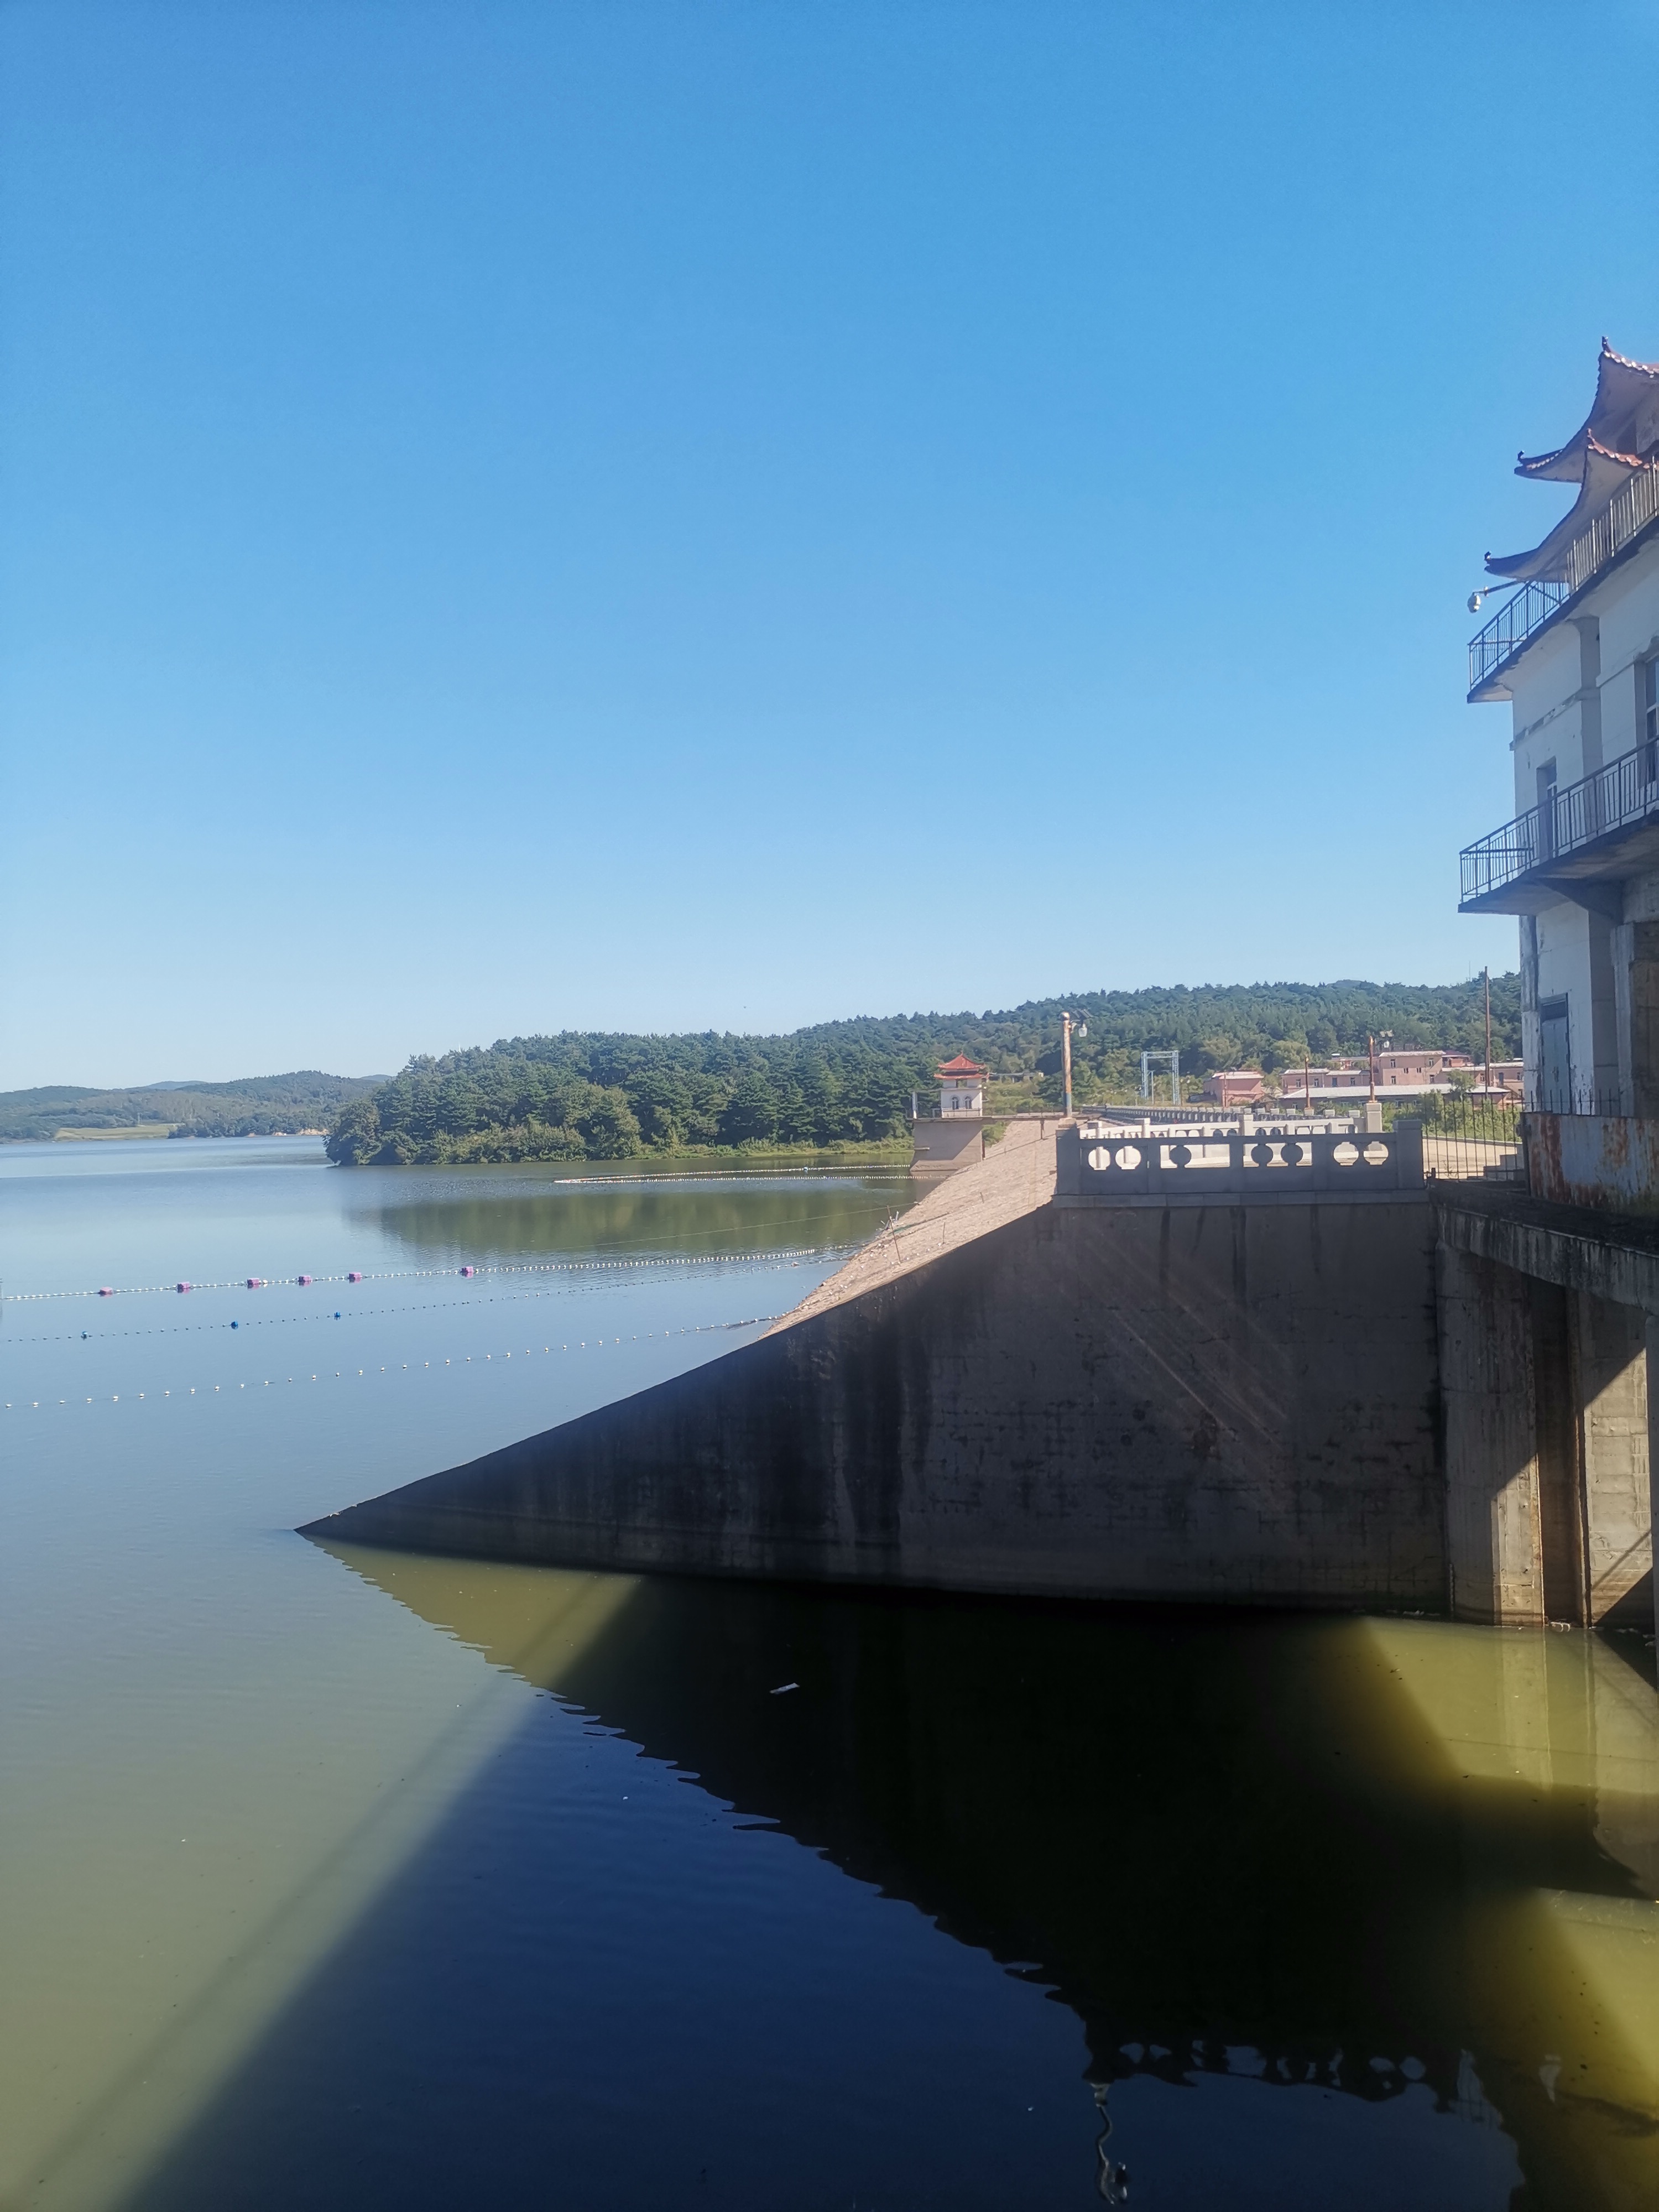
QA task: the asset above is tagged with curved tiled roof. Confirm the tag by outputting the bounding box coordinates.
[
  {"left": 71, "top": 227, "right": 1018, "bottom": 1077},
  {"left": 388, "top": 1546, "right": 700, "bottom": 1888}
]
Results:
[
  {"left": 1514, "top": 337, "right": 1659, "bottom": 481},
  {"left": 1486, "top": 438, "right": 1652, "bottom": 581},
  {"left": 1487, "top": 342, "right": 1659, "bottom": 582}
]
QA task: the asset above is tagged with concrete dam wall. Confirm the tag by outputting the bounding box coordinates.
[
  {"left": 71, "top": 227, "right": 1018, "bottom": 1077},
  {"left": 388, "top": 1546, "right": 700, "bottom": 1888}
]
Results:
[{"left": 305, "top": 1123, "right": 1446, "bottom": 1609}]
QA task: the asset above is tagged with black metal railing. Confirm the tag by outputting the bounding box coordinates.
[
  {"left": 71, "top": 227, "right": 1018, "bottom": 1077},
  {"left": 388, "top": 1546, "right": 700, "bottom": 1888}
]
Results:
[
  {"left": 1459, "top": 737, "right": 1659, "bottom": 904},
  {"left": 1415, "top": 1094, "right": 1524, "bottom": 1185},
  {"left": 1468, "top": 578, "right": 1569, "bottom": 693},
  {"left": 1526, "top": 1085, "right": 1626, "bottom": 1117},
  {"left": 1468, "top": 462, "right": 1659, "bottom": 694}
]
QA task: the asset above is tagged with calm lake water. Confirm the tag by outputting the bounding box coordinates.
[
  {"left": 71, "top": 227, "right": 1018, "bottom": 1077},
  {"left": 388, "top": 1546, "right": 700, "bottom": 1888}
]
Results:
[{"left": 3, "top": 1138, "right": 1658, "bottom": 2210}]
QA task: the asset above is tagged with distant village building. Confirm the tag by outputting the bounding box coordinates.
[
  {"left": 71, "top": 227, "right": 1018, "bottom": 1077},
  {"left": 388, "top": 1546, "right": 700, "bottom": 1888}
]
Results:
[
  {"left": 1475, "top": 1059, "right": 1526, "bottom": 1096},
  {"left": 1201, "top": 1070, "right": 1266, "bottom": 1105},
  {"left": 1279, "top": 1051, "right": 1475, "bottom": 1102},
  {"left": 1462, "top": 340, "right": 1659, "bottom": 1111}
]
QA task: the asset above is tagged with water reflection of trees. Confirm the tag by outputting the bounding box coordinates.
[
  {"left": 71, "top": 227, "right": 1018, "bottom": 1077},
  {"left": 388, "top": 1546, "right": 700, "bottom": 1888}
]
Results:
[
  {"left": 349, "top": 1176, "right": 911, "bottom": 1263},
  {"left": 326, "top": 1552, "right": 1659, "bottom": 2208}
]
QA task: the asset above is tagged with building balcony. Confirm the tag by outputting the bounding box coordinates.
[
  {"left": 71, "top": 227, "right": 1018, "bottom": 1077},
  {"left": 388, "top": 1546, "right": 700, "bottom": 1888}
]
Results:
[
  {"left": 1459, "top": 738, "right": 1659, "bottom": 915},
  {"left": 1468, "top": 462, "right": 1659, "bottom": 701}
]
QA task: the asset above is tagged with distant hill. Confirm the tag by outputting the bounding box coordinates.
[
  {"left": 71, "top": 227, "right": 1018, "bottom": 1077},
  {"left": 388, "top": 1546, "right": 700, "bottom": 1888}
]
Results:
[
  {"left": 0, "top": 1071, "right": 383, "bottom": 1144},
  {"left": 329, "top": 976, "right": 1522, "bottom": 1165}
]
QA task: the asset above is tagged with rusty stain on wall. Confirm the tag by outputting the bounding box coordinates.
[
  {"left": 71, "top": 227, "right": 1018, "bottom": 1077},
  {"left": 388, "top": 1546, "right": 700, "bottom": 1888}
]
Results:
[{"left": 1524, "top": 1113, "right": 1659, "bottom": 1212}]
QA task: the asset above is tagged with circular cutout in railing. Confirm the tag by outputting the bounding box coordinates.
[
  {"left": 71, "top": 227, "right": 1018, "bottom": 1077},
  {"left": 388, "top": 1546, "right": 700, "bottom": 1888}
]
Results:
[
  {"left": 1280, "top": 1140, "right": 1305, "bottom": 1167},
  {"left": 1363, "top": 1139, "right": 1389, "bottom": 1166},
  {"left": 1332, "top": 1140, "right": 1359, "bottom": 1167},
  {"left": 1114, "top": 1144, "right": 1142, "bottom": 1170},
  {"left": 1169, "top": 1142, "right": 1192, "bottom": 1167},
  {"left": 1087, "top": 1147, "right": 1111, "bottom": 1171},
  {"left": 1249, "top": 1141, "right": 1275, "bottom": 1168}
]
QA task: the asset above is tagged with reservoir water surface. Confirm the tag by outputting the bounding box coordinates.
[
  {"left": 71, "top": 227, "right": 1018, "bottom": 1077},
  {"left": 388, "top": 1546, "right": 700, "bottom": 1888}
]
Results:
[{"left": 3, "top": 1138, "right": 1658, "bottom": 2209}]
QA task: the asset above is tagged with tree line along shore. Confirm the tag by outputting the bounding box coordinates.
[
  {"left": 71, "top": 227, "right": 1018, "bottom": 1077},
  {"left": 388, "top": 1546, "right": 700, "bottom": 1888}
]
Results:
[
  {"left": 324, "top": 978, "right": 1522, "bottom": 1167},
  {"left": 0, "top": 1071, "right": 379, "bottom": 1145},
  {"left": 3, "top": 980, "right": 1520, "bottom": 1159}
]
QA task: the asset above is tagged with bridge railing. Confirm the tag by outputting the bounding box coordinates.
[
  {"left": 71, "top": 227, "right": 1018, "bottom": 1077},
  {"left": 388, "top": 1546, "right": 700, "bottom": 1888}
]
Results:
[{"left": 1056, "top": 1122, "right": 1424, "bottom": 1197}]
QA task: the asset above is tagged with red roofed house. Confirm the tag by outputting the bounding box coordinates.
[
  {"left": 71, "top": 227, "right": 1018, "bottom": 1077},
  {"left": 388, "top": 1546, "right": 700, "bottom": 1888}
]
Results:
[
  {"left": 936, "top": 1056, "right": 988, "bottom": 1116},
  {"left": 1201, "top": 1070, "right": 1266, "bottom": 1107},
  {"left": 911, "top": 1056, "right": 990, "bottom": 1177}
]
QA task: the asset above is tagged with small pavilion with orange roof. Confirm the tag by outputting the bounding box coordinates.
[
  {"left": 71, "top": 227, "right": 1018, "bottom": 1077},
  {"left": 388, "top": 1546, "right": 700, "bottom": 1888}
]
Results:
[
  {"left": 936, "top": 1055, "right": 988, "bottom": 1117},
  {"left": 910, "top": 1054, "right": 990, "bottom": 1176}
]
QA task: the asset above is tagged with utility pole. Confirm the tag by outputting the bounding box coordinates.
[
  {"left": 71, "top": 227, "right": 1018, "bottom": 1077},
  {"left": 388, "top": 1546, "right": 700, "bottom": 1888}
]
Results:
[
  {"left": 1062, "top": 1011, "right": 1074, "bottom": 1120},
  {"left": 1484, "top": 967, "right": 1492, "bottom": 1091}
]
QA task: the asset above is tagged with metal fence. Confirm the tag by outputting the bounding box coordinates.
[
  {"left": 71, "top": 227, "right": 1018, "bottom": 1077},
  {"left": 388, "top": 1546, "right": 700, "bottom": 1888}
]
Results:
[
  {"left": 1525, "top": 1086, "right": 1627, "bottom": 1117},
  {"left": 1414, "top": 1096, "right": 1523, "bottom": 1185},
  {"left": 1460, "top": 735, "right": 1659, "bottom": 905},
  {"left": 1468, "top": 461, "right": 1659, "bottom": 695},
  {"left": 1468, "top": 577, "right": 1569, "bottom": 694}
]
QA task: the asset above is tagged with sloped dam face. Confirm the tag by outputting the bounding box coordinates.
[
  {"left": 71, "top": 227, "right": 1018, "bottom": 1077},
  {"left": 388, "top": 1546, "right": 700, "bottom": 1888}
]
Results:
[{"left": 306, "top": 1193, "right": 1448, "bottom": 1610}]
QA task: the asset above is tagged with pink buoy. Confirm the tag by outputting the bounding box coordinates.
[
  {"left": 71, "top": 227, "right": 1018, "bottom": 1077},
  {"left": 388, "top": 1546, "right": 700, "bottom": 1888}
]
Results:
[
  {"left": 347, "top": 1271, "right": 364, "bottom": 1283},
  {"left": 296, "top": 1274, "right": 312, "bottom": 1287},
  {"left": 97, "top": 1286, "right": 113, "bottom": 1298},
  {"left": 176, "top": 1281, "right": 191, "bottom": 1293},
  {"left": 459, "top": 1265, "right": 476, "bottom": 1277},
  {"left": 246, "top": 1277, "right": 263, "bottom": 1290}
]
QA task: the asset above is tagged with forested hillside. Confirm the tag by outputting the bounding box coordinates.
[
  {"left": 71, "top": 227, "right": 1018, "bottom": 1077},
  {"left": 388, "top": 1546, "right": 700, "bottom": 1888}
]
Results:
[
  {"left": 0, "top": 1071, "right": 381, "bottom": 1143},
  {"left": 328, "top": 976, "right": 1521, "bottom": 1165}
]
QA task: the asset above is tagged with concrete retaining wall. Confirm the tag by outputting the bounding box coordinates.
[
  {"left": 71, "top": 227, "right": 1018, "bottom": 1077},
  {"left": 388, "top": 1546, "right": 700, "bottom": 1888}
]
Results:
[{"left": 305, "top": 1194, "right": 1446, "bottom": 1609}]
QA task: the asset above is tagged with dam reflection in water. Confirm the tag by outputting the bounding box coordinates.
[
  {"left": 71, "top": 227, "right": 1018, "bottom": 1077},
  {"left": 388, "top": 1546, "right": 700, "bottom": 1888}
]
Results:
[
  {"left": 347, "top": 1167, "right": 915, "bottom": 1269},
  {"left": 133, "top": 1553, "right": 1659, "bottom": 2211}
]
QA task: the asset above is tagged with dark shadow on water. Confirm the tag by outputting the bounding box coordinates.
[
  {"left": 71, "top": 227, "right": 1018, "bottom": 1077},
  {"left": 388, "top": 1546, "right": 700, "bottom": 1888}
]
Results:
[{"left": 124, "top": 1554, "right": 1659, "bottom": 2211}]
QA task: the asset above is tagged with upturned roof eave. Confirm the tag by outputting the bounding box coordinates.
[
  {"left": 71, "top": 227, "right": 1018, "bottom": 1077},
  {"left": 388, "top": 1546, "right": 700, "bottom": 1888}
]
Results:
[
  {"left": 1468, "top": 500, "right": 1659, "bottom": 702},
  {"left": 1514, "top": 338, "right": 1659, "bottom": 482},
  {"left": 1486, "top": 439, "right": 1648, "bottom": 582}
]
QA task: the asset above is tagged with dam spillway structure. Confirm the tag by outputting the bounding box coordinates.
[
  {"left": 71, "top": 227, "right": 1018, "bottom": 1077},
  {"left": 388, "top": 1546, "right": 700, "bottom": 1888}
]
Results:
[{"left": 305, "top": 1112, "right": 1657, "bottom": 1633}]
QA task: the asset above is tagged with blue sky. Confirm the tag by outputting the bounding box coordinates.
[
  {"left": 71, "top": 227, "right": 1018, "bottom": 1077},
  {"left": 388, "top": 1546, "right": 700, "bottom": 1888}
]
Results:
[{"left": 3, "top": 1, "right": 1655, "bottom": 1087}]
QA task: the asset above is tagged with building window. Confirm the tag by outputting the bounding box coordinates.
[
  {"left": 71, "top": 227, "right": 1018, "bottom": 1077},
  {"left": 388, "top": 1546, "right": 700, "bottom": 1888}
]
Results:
[{"left": 1645, "top": 658, "right": 1659, "bottom": 785}]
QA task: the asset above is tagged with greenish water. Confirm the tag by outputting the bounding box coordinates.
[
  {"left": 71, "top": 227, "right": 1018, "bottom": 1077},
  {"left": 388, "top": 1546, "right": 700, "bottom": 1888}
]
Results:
[{"left": 3, "top": 1139, "right": 1658, "bottom": 2209}]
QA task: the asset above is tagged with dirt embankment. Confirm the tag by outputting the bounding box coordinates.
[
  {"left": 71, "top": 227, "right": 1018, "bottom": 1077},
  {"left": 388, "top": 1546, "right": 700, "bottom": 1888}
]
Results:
[{"left": 770, "top": 1117, "right": 1061, "bottom": 1333}]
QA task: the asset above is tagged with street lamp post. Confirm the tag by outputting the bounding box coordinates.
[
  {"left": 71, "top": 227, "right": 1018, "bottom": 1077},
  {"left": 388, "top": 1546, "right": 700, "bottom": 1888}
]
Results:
[{"left": 1060, "top": 1012, "right": 1088, "bottom": 1118}]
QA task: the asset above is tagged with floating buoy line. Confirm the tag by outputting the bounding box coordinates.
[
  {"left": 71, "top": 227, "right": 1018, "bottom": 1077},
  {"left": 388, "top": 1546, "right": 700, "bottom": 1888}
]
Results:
[
  {"left": 2, "top": 1258, "right": 823, "bottom": 1345},
  {"left": 1, "top": 1242, "right": 855, "bottom": 1306},
  {"left": 2, "top": 1315, "right": 780, "bottom": 1411}
]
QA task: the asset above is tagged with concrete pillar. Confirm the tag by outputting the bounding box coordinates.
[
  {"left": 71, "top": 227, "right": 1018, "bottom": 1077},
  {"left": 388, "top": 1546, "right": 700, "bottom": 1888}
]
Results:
[
  {"left": 1578, "top": 615, "right": 1620, "bottom": 1102},
  {"left": 1519, "top": 915, "right": 1540, "bottom": 1103},
  {"left": 1618, "top": 919, "right": 1659, "bottom": 1118},
  {"left": 1573, "top": 1291, "right": 1652, "bottom": 1625},
  {"left": 1531, "top": 1280, "right": 1583, "bottom": 1625},
  {"left": 1575, "top": 616, "right": 1604, "bottom": 771},
  {"left": 1588, "top": 912, "right": 1624, "bottom": 1108},
  {"left": 1438, "top": 1242, "right": 1544, "bottom": 1624}
]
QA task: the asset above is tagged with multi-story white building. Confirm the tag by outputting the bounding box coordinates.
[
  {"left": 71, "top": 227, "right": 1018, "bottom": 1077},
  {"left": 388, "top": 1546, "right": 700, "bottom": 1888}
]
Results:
[{"left": 1463, "top": 340, "right": 1659, "bottom": 1112}]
